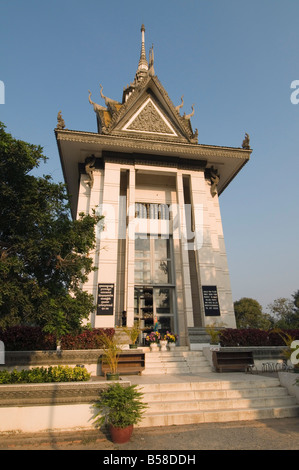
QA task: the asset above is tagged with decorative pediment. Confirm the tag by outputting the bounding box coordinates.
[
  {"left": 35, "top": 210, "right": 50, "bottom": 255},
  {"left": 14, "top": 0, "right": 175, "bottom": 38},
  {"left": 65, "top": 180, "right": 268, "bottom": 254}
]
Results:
[
  {"left": 122, "top": 97, "right": 177, "bottom": 136},
  {"left": 101, "top": 74, "right": 198, "bottom": 143},
  {"left": 95, "top": 76, "right": 198, "bottom": 143}
]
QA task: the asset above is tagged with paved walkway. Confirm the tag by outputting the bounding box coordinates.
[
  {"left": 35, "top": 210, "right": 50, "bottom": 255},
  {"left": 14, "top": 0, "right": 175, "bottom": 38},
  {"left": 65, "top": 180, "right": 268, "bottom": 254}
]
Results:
[{"left": 1, "top": 417, "right": 298, "bottom": 450}]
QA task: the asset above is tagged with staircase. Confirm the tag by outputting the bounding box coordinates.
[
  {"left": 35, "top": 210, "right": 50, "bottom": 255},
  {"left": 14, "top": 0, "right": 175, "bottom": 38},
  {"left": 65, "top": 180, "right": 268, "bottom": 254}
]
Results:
[
  {"left": 188, "top": 327, "right": 211, "bottom": 350},
  {"left": 137, "top": 377, "right": 299, "bottom": 427},
  {"left": 142, "top": 348, "right": 212, "bottom": 375}
]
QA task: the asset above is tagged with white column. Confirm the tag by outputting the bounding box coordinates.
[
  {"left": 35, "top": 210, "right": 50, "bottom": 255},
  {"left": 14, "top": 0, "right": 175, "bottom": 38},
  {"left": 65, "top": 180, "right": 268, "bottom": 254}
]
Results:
[
  {"left": 95, "top": 163, "right": 121, "bottom": 328},
  {"left": 176, "top": 171, "right": 194, "bottom": 328},
  {"left": 77, "top": 169, "right": 104, "bottom": 327},
  {"left": 126, "top": 167, "right": 136, "bottom": 327}
]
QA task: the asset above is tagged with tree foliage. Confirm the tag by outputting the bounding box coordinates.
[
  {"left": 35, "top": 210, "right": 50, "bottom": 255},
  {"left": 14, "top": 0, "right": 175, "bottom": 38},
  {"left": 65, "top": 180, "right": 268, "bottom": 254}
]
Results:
[
  {"left": 267, "top": 293, "right": 299, "bottom": 329},
  {"left": 0, "top": 122, "right": 100, "bottom": 332},
  {"left": 234, "top": 291, "right": 299, "bottom": 330},
  {"left": 234, "top": 297, "right": 272, "bottom": 329}
]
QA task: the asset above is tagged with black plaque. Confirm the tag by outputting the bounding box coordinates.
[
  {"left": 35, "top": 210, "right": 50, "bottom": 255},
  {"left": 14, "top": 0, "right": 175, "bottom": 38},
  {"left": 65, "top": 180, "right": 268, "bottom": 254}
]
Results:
[
  {"left": 97, "top": 284, "right": 114, "bottom": 316},
  {"left": 202, "top": 285, "right": 220, "bottom": 316}
]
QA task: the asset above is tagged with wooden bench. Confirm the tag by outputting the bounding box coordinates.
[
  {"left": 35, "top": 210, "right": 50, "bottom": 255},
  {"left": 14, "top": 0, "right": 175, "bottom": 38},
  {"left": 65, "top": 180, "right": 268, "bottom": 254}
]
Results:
[
  {"left": 212, "top": 350, "right": 255, "bottom": 373},
  {"left": 100, "top": 351, "right": 145, "bottom": 377}
]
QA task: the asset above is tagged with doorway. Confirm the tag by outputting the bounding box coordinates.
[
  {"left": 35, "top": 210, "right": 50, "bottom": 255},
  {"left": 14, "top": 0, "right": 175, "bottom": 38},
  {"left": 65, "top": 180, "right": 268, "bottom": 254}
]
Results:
[
  {"left": 134, "top": 286, "right": 175, "bottom": 336},
  {"left": 134, "top": 235, "right": 177, "bottom": 341}
]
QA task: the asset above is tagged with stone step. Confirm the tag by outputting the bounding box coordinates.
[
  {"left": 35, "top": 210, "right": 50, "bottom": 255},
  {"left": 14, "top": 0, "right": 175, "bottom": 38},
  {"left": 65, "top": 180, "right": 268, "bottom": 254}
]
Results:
[
  {"left": 142, "top": 346, "right": 189, "bottom": 353},
  {"left": 146, "top": 395, "right": 297, "bottom": 413},
  {"left": 145, "top": 351, "right": 204, "bottom": 359},
  {"left": 143, "top": 365, "right": 212, "bottom": 375},
  {"left": 135, "top": 377, "right": 299, "bottom": 427},
  {"left": 186, "top": 367, "right": 213, "bottom": 374},
  {"left": 188, "top": 327, "right": 211, "bottom": 343},
  {"left": 145, "top": 356, "right": 209, "bottom": 365},
  {"left": 139, "top": 378, "right": 281, "bottom": 392},
  {"left": 138, "top": 405, "right": 299, "bottom": 427},
  {"left": 143, "top": 350, "right": 212, "bottom": 375},
  {"left": 145, "top": 355, "right": 189, "bottom": 363},
  {"left": 142, "top": 366, "right": 190, "bottom": 374},
  {"left": 142, "top": 386, "right": 289, "bottom": 402}
]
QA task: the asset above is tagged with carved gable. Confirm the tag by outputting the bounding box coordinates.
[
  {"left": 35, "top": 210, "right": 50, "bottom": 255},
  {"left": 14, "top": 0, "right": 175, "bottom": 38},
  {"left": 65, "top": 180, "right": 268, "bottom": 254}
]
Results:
[
  {"left": 122, "top": 97, "right": 177, "bottom": 136},
  {"left": 96, "top": 76, "right": 198, "bottom": 143}
]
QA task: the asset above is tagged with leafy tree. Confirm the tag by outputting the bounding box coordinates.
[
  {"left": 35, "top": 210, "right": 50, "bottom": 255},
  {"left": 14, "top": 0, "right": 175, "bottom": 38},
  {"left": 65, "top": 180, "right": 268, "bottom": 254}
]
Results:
[
  {"left": 293, "top": 290, "right": 299, "bottom": 312},
  {"left": 234, "top": 297, "right": 272, "bottom": 329},
  {"left": 267, "top": 293, "right": 299, "bottom": 329},
  {"left": 0, "top": 122, "right": 100, "bottom": 333}
]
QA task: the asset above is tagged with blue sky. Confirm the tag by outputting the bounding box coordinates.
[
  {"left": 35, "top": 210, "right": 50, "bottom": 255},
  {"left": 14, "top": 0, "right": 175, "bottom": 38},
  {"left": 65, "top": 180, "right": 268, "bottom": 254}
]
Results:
[{"left": 1, "top": 0, "right": 299, "bottom": 312}]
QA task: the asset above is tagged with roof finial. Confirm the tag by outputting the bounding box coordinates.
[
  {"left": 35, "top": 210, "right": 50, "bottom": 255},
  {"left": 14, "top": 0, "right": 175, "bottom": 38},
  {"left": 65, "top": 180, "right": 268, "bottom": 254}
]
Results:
[
  {"left": 136, "top": 24, "right": 148, "bottom": 82},
  {"left": 149, "top": 43, "right": 155, "bottom": 77}
]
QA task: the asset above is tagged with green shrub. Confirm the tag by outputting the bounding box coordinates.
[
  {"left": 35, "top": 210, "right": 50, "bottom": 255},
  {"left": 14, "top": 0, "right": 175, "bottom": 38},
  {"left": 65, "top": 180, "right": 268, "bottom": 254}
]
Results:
[
  {"left": 0, "top": 370, "right": 11, "bottom": 384},
  {"left": 0, "top": 365, "right": 91, "bottom": 384}
]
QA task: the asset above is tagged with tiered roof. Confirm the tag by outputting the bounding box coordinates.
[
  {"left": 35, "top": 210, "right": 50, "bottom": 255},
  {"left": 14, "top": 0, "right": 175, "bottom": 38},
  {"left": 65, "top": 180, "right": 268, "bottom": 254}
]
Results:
[{"left": 89, "top": 25, "right": 198, "bottom": 144}]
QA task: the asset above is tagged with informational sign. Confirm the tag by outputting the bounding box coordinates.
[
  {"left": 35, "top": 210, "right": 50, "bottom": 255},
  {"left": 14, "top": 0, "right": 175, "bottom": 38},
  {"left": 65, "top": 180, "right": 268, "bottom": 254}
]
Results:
[
  {"left": 97, "top": 284, "right": 114, "bottom": 316},
  {"left": 202, "top": 286, "right": 220, "bottom": 316}
]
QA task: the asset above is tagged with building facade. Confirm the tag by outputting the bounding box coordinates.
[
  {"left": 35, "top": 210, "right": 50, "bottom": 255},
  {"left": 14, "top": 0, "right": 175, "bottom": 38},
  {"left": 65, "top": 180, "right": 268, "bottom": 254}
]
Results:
[{"left": 55, "top": 26, "right": 252, "bottom": 346}]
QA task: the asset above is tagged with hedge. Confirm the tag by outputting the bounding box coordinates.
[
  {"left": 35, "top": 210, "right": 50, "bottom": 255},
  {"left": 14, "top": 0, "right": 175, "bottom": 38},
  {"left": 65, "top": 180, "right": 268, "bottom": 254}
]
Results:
[
  {"left": 0, "top": 326, "right": 115, "bottom": 351},
  {"left": 0, "top": 365, "right": 91, "bottom": 384},
  {"left": 3, "top": 325, "right": 298, "bottom": 350},
  {"left": 220, "top": 328, "right": 299, "bottom": 347}
]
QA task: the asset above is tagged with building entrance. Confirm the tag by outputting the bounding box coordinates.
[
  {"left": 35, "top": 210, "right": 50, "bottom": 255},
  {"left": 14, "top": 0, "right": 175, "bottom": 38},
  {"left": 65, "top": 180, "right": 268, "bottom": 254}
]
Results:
[
  {"left": 134, "top": 286, "right": 175, "bottom": 333},
  {"left": 134, "top": 235, "right": 176, "bottom": 340}
]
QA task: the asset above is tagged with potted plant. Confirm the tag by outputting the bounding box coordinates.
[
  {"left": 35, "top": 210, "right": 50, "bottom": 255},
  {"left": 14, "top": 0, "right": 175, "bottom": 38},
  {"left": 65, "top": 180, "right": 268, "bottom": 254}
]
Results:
[
  {"left": 159, "top": 338, "right": 168, "bottom": 352},
  {"left": 205, "top": 321, "right": 226, "bottom": 347},
  {"left": 123, "top": 321, "right": 142, "bottom": 349},
  {"left": 164, "top": 331, "right": 178, "bottom": 351},
  {"left": 100, "top": 332, "right": 122, "bottom": 380},
  {"left": 145, "top": 331, "right": 161, "bottom": 351},
  {"left": 93, "top": 383, "right": 148, "bottom": 443}
]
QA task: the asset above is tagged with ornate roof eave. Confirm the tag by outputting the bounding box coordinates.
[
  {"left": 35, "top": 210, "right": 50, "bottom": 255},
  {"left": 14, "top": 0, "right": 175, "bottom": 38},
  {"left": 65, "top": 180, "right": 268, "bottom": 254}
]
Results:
[
  {"left": 55, "top": 127, "right": 251, "bottom": 218},
  {"left": 55, "top": 126, "right": 250, "bottom": 151},
  {"left": 55, "top": 127, "right": 251, "bottom": 166}
]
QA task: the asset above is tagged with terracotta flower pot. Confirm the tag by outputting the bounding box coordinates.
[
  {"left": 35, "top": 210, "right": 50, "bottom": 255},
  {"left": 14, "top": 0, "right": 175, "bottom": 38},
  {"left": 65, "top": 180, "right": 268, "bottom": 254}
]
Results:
[{"left": 109, "top": 424, "right": 133, "bottom": 443}]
